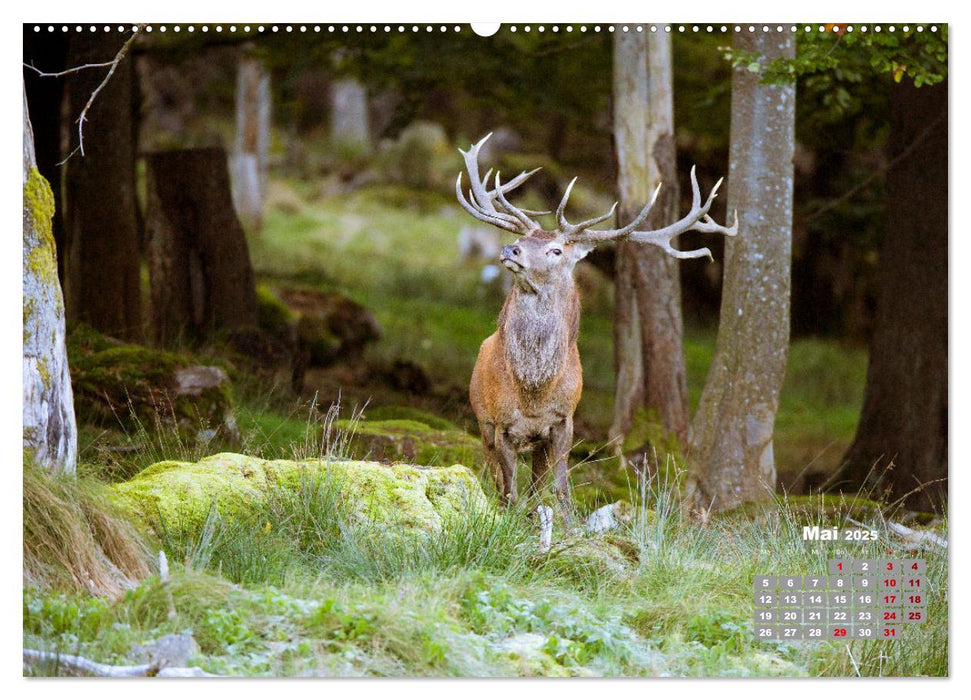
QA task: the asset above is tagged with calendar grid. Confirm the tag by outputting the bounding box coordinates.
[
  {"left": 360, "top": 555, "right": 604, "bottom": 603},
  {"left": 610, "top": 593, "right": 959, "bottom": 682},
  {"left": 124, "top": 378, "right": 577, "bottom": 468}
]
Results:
[{"left": 754, "top": 559, "right": 926, "bottom": 640}]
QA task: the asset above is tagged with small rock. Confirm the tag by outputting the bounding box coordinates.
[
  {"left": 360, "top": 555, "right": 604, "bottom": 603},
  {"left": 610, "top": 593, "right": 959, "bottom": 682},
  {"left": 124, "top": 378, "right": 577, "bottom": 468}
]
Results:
[
  {"left": 174, "top": 366, "right": 229, "bottom": 396},
  {"left": 130, "top": 634, "right": 199, "bottom": 668},
  {"left": 585, "top": 501, "right": 632, "bottom": 534}
]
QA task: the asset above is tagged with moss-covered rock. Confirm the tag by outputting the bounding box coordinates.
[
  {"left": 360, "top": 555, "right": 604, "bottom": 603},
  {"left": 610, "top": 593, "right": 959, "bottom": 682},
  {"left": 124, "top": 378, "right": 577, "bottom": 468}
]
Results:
[
  {"left": 278, "top": 286, "right": 380, "bottom": 364},
  {"left": 541, "top": 534, "right": 640, "bottom": 582},
  {"left": 336, "top": 418, "right": 481, "bottom": 468},
  {"left": 111, "top": 453, "right": 488, "bottom": 538},
  {"left": 364, "top": 406, "right": 461, "bottom": 432},
  {"left": 67, "top": 325, "right": 237, "bottom": 443}
]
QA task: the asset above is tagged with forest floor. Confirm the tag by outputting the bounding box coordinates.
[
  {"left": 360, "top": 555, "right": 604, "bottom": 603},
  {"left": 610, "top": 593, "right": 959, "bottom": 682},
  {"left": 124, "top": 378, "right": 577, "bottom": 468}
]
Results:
[{"left": 25, "top": 178, "right": 947, "bottom": 678}]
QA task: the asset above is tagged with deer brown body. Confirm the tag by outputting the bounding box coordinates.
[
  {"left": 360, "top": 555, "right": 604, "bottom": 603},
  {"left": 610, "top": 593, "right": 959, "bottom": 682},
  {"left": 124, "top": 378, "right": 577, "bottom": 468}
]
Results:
[
  {"left": 470, "top": 234, "right": 584, "bottom": 509},
  {"left": 456, "top": 134, "right": 737, "bottom": 514}
]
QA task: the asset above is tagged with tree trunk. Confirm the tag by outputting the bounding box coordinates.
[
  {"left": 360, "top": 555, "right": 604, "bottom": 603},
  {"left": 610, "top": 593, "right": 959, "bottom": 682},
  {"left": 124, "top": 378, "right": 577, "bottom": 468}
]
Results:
[
  {"left": 145, "top": 148, "right": 259, "bottom": 346},
  {"left": 23, "top": 81, "right": 77, "bottom": 475},
  {"left": 230, "top": 53, "right": 271, "bottom": 233},
  {"left": 610, "top": 31, "right": 689, "bottom": 452},
  {"left": 685, "top": 32, "right": 795, "bottom": 514},
  {"left": 330, "top": 77, "right": 371, "bottom": 154},
  {"left": 63, "top": 32, "right": 141, "bottom": 340},
  {"left": 833, "top": 78, "right": 947, "bottom": 512}
]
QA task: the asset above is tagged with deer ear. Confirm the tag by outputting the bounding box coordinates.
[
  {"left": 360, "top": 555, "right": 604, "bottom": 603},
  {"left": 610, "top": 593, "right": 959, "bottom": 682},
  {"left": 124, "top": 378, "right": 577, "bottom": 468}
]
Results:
[{"left": 568, "top": 242, "right": 596, "bottom": 262}]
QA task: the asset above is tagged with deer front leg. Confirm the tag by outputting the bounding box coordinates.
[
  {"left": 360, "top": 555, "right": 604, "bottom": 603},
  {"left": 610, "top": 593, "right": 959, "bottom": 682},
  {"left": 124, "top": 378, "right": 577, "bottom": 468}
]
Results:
[
  {"left": 493, "top": 426, "right": 519, "bottom": 507},
  {"left": 480, "top": 427, "right": 504, "bottom": 498},
  {"left": 549, "top": 417, "right": 575, "bottom": 529},
  {"left": 531, "top": 440, "right": 552, "bottom": 497}
]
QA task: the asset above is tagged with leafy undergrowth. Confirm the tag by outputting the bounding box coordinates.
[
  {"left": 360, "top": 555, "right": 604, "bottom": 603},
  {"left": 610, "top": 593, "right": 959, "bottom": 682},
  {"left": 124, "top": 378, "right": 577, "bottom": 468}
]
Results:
[{"left": 24, "top": 463, "right": 948, "bottom": 677}]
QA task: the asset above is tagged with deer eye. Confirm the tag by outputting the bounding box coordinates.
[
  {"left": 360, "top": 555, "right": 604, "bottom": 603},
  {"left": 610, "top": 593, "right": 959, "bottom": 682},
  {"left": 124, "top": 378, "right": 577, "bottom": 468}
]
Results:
[{"left": 548, "top": 248, "right": 563, "bottom": 256}]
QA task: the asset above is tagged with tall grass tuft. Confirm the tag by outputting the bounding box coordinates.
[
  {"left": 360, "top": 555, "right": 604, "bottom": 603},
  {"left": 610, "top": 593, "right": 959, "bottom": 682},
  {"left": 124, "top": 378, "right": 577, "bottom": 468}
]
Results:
[{"left": 23, "top": 458, "right": 152, "bottom": 597}]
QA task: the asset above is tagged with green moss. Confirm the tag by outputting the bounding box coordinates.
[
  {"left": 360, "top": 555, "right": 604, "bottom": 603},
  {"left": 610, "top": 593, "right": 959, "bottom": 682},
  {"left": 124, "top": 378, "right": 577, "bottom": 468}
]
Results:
[
  {"left": 365, "top": 406, "right": 460, "bottom": 432},
  {"left": 337, "top": 418, "right": 481, "bottom": 468},
  {"left": 111, "top": 453, "right": 489, "bottom": 539},
  {"left": 24, "top": 167, "right": 59, "bottom": 289},
  {"left": 256, "top": 284, "right": 295, "bottom": 336},
  {"left": 23, "top": 298, "right": 37, "bottom": 345},
  {"left": 36, "top": 358, "right": 51, "bottom": 392}
]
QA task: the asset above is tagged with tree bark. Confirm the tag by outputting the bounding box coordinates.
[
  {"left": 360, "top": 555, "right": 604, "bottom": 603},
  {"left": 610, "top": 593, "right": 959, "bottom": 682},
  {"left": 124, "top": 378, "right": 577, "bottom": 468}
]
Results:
[
  {"left": 23, "top": 81, "right": 77, "bottom": 475},
  {"left": 230, "top": 53, "right": 271, "bottom": 232},
  {"left": 833, "top": 78, "right": 947, "bottom": 512},
  {"left": 63, "top": 32, "right": 142, "bottom": 340},
  {"left": 685, "top": 32, "right": 795, "bottom": 514},
  {"left": 610, "top": 32, "right": 689, "bottom": 452},
  {"left": 145, "top": 148, "right": 259, "bottom": 346}
]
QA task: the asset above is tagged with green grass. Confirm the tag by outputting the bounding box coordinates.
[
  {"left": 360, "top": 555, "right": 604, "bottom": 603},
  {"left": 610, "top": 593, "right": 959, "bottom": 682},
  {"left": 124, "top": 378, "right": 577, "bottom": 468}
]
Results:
[
  {"left": 24, "top": 464, "right": 947, "bottom": 677},
  {"left": 31, "top": 176, "right": 936, "bottom": 678}
]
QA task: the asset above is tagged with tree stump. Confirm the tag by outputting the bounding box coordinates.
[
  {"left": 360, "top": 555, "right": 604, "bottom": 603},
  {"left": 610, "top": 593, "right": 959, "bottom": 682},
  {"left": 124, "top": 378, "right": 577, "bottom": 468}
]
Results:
[{"left": 145, "top": 148, "right": 258, "bottom": 346}]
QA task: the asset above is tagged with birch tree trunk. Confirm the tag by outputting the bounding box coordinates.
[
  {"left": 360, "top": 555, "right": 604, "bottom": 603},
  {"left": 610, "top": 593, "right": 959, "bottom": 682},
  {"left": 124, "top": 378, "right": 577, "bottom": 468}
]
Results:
[
  {"left": 230, "top": 53, "right": 271, "bottom": 233},
  {"left": 610, "top": 32, "right": 689, "bottom": 454},
  {"left": 685, "top": 32, "right": 795, "bottom": 514},
  {"left": 23, "top": 82, "right": 77, "bottom": 475},
  {"left": 63, "top": 32, "right": 142, "bottom": 340},
  {"left": 330, "top": 77, "right": 370, "bottom": 154}
]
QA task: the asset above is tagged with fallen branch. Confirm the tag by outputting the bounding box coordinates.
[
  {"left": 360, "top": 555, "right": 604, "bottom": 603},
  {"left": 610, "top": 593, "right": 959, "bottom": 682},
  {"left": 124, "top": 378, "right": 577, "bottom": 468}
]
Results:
[
  {"left": 846, "top": 516, "right": 947, "bottom": 550},
  {"left": 23, "top": 648, "right": 218, "bottom": 677}
]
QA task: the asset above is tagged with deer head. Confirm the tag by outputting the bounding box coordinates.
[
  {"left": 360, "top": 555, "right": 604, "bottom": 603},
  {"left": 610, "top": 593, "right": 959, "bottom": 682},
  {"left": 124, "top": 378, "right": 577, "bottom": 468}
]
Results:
[{"left": 456, "top": 132, "right": 739, "bottom": 285}]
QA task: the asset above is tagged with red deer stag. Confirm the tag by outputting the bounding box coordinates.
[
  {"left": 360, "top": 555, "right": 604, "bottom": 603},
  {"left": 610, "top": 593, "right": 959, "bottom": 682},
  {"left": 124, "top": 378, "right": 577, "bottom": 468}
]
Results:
[{"left": 458, "top": 133, "right": 737, "bottom": 516}]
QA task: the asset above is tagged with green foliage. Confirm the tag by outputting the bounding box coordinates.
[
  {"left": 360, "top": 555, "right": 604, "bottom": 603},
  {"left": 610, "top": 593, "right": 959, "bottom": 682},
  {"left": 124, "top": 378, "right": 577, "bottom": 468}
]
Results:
[
  {"left": 722, "top": 26, "right": 947, "bottom": 124},
  {"left": 725, "top": 26, "right": 946, "bottom": 85}
]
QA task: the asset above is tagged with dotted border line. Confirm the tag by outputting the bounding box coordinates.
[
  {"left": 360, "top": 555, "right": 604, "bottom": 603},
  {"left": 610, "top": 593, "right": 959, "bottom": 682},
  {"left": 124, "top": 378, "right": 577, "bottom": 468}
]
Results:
[{"left": 31, "top": 24, "right": 939, "bottom": 35}]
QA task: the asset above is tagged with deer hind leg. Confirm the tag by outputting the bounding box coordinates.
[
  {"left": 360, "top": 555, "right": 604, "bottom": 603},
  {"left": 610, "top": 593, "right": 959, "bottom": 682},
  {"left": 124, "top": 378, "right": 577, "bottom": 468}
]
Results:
[{"left": 549, "top": 417, "right": 575, "bottom": 529}]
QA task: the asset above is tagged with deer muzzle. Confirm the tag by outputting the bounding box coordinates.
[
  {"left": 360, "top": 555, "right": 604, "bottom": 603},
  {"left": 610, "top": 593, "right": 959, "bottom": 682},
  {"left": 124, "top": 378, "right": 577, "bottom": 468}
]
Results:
[{"left": 500, "top": 244, "right": 523, "bottom": 271}]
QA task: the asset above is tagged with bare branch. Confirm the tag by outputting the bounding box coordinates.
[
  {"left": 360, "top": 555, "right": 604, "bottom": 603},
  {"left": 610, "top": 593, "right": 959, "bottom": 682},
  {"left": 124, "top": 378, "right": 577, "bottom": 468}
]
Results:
[
  {"left": 23, "top": 60, "right": 117, "bottom": 78},
  {"left": 39, "top": 25, "right": 145, "bottom": 164}
]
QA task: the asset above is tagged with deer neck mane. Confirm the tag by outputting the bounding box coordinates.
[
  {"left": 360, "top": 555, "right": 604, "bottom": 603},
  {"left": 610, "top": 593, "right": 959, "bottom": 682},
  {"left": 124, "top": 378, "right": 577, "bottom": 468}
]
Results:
[{"left": 499, "top": 277, "right": 578, "bottom": 391}]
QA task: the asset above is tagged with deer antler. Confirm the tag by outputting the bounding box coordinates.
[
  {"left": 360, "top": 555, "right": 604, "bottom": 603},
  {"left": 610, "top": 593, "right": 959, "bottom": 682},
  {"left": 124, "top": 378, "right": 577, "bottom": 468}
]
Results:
[
  {"left": 455, "top": 134, "right": 738, "bottom": 255},
  {"left": 456, "top": 133, "right": 545, "bottom": 235},
  {"left": 561, "top": 166, "right": 738, "bottom": 258}
]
